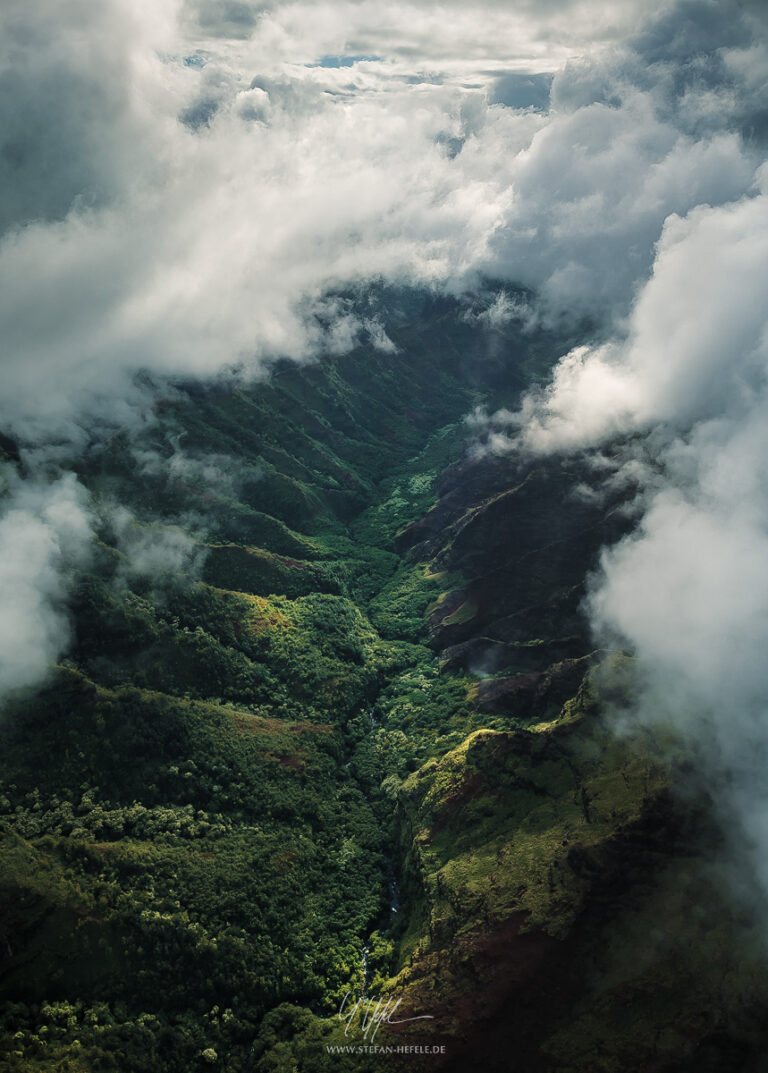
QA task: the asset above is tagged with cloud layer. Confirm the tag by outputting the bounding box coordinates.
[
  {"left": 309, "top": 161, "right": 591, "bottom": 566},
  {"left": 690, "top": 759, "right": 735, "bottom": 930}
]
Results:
[{"left": 2, "top": 0, "right": 765, "bottom": 443}]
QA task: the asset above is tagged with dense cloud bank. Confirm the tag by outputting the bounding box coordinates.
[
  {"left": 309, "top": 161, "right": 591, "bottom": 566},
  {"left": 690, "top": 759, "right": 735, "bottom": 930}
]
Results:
[
  {"left": 2, "top": 0, "right": 765, "bottom": 440},
  {"left": 3, "top": 0, "right": 768, "bottom": 869}
]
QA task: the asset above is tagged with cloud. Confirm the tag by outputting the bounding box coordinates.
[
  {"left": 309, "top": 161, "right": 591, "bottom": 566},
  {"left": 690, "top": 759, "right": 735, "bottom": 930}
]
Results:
[
  {"left": 486, "top": 93, "right": 755, "bottom": 322},
  {"left": 488, "top": 72, "right": 553, "bottom": 111},
  {"left": 131, "top": 440, "right": 262, "bottom": 499},
  {"left": 585, "top": 418, "right": 768, "bottom": 892},
  {"left": 108, "top": 505, "right": 206, "bottom": 589},
  {"left": 2, "top": 0, "right": 768, "bottom": 744},
  {"left": 3, "top": 0, "right": 764, "bottom": 448},
  {"left": 0, "top": 472, "right": 93, "bottom": 700},
  {"left": 0, "top": 0, "right": 178, "bottom": 237},
  {"left": 461, "top": 289, "right": 539, "bottom": 332},
  {"left": 182, "top": 0, "right": 666, "bottom": 66},
  {"left": 489, "top": 174, "right": 768, "bottom": 454}
]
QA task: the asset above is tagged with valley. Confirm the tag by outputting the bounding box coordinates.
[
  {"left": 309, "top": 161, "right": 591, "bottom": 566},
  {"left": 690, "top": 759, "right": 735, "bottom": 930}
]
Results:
[{"left": 1, "top": 298, "right": 767, "bottom": 1073}]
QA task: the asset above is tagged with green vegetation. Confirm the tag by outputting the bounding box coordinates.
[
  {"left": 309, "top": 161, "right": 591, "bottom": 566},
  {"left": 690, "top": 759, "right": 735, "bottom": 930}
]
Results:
[
  {"left": 1, "top": 306, "right": 531, "bottom": 1072},
  {"left": 1, "top": 301, "right": 766, "bottom": 1072}
]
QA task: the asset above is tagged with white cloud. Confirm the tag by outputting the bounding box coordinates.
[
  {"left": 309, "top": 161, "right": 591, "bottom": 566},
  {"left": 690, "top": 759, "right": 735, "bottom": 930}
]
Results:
[
  {"left": 0, "top": 473, "right": 93, "bottom": 699},
  {"left": 496, "top": 176, "right": 768, "bottom": 454},
  {"left": 2, "top": 0, "right": 764, "bottom": 446},
  {"left": 108, "top": 505, "right": 205, "bottom": 587}
]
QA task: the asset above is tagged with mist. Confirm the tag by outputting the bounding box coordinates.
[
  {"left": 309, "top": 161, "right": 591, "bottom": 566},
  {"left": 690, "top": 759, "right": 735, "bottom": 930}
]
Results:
[{"left": 0, "top": 473, "right": 93, "bottom": 699}]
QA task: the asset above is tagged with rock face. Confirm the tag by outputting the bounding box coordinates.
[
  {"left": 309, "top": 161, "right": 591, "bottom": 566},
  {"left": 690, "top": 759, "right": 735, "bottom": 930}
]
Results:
[
  {"left": 398, "top": 451, "right": 634, "bottom": 671},
  {"left": 0, "top": 299, "right": 766, "bottom": 1072}
]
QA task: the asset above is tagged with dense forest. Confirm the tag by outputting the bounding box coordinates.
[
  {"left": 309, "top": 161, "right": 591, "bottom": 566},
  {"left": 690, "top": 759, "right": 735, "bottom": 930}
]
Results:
[{"left": 2, "top": 296, "right": 768, "bottom": 1073}]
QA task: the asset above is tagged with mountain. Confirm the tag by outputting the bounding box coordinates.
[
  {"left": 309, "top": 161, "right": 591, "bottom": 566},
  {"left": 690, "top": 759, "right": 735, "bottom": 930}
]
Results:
[{"left": 1, "top": 298, "right": 767, "bottom": 1073}]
